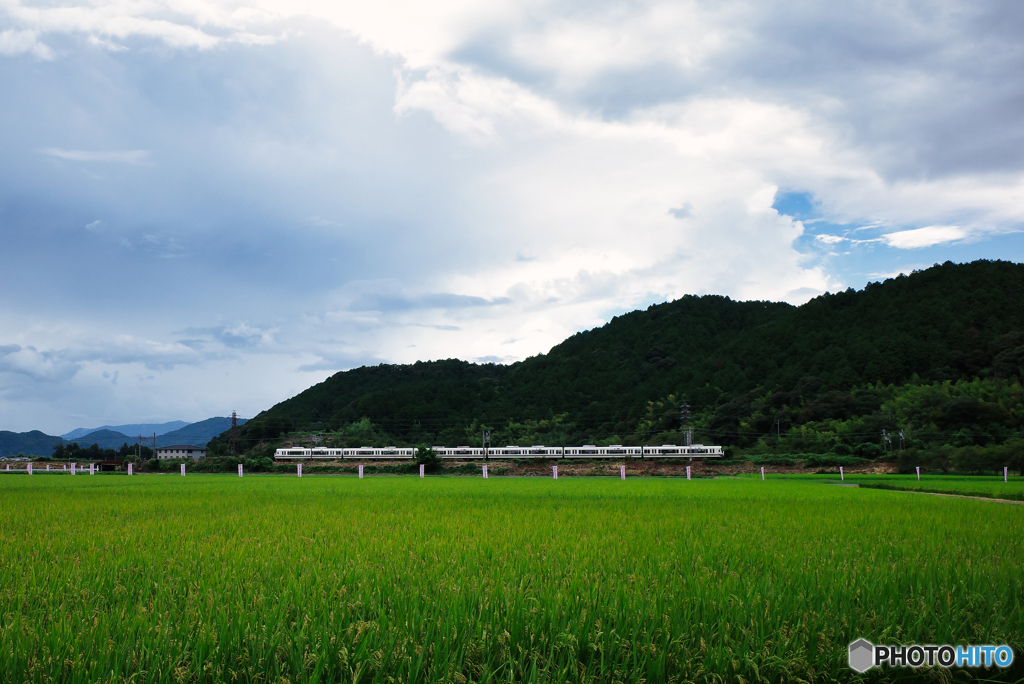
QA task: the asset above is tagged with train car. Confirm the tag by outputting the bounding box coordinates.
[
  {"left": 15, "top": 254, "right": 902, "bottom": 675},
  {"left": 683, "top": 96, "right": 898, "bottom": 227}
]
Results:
[
  {"left": 275, "top": 447, "right": 311, "bottom": 459},
  {"left": 490, "top": 445, "right": 564, "bottom": 458},
  {"left": 434, "top": 446, "right": 485, "bottom": 459},
  {"left": 526, "top": 445, "right": 564, "bottom": 458},
  {"left": 642, "top": 444, "right": 723, "bottom": 458},
  {"left": 563, "top": 445, "right": 644, "bottom": 458},
  {"left": 275, "top": 447, "right": 416, "bottom": 460},
  {"left": 342, "top": 446, "right": 416, "bottom": 459}
]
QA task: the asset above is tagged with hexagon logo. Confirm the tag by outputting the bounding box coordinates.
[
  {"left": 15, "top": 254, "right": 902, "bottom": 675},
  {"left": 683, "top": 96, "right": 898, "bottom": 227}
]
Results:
[{"left": 848, "top": 638, "right": 874, "bottom": 673}]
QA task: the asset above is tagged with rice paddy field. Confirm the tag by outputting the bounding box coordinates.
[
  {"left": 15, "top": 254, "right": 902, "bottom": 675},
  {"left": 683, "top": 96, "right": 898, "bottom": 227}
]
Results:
[{"left": 0, "top": 473, "right": 1021, "bottom": 683}]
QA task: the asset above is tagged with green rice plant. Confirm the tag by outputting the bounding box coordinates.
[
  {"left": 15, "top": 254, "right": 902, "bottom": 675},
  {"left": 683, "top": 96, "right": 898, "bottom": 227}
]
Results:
[{"left": 0, "top": 476, "right": 1021, "bottom": 683}]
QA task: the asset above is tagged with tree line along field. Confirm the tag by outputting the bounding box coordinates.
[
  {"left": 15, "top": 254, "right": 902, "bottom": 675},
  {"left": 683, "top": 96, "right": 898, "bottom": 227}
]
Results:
[{"left": 0, "top": 475, "right": 1021, "bottom": 683}]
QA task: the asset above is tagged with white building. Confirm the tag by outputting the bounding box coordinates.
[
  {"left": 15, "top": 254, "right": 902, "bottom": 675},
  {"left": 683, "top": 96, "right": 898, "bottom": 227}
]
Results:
[{"left": 155, "top": 444, "right": 207, "bottom": 460}]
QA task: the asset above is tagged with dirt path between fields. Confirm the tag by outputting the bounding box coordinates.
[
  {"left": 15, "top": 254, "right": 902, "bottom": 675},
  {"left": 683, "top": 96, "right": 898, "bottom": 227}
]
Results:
[{"left": 858, "top": 486, "right": 1023, "bottom": 505}]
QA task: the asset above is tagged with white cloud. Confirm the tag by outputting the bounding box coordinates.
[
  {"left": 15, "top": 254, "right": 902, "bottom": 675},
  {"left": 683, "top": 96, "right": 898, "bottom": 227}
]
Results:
[
  {"left": 0, "top": 28, "right": 53, "bottom": 59},
  {"left": 2, "top": 3, "right": 223, "bottom": 49},
  {"left": 881, "top": 225, "right": 968, "bottom": 249},
  {"left": 87, "top": 34, "right": 126, "bottom": 51},
  {"left": 394, "top": 65, "right": 565, "bottom": 142},
  {"left": 38, "top": 148, "right": 150, "bottom": 164},
  {"left": 0, "top": 344, "right": 80, "bottom": 383},
  {"left": 815, "top": 234, "right": 847, "bottom": 244}
]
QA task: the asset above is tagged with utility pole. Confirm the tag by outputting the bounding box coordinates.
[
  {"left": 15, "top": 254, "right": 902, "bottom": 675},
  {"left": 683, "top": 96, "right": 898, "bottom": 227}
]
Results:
[
  {"left": 482, "top": 430, "right": 491, "bottom": 460},
  {"left": 230, "top": 411, "right": 238, "bottom": 456},
  {"left": 882, "top": 429, "right": 892, "bottom": 454},
  {"left": 899, "top": 429, "right": 905, "bottom": 452}
]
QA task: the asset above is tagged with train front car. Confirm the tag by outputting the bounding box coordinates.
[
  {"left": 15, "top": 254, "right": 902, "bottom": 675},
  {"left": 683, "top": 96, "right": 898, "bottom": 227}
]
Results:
[{"left": 642, "top": 444, "right": 723, "bottom": 458}]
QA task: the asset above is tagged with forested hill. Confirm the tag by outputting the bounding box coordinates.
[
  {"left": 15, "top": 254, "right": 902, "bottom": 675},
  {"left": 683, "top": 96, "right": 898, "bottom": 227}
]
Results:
[{"left": 232, "top": 260, "right": 1024, "bottom": 453}]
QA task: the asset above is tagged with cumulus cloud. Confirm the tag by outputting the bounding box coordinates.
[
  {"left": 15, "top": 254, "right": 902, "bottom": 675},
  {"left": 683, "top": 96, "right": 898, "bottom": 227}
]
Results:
[
  {"left": 0, "top": 0, "right": 1022, "bottom": 432},
  {"left": 0, "top": 344, "right": 81, "bottom": 383}
]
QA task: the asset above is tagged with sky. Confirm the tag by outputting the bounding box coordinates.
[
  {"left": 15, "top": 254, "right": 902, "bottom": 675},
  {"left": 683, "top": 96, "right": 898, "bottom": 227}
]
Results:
[{"left": 1, "top": 0, "right": 1023, "bottom": 433}]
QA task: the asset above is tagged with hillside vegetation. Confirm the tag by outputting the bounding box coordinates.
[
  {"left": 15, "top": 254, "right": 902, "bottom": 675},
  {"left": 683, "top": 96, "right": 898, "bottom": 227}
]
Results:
[{"left": 226, "top": 260, "right": 1024, "bottom": 469}]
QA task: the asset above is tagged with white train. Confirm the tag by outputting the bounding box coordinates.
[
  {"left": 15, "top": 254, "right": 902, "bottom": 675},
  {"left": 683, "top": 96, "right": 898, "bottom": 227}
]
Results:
[
  {"left": 274, "top": 444, "right": 722, "bottom": 460},
  {"left": 275, "top": 447, "right": 416, "bottom": 460}
]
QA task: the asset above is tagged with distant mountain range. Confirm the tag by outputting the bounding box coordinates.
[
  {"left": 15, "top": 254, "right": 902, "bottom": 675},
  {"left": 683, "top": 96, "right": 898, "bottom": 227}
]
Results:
[
  {"left": 0, "top": 431, "right": 66, "bottom": 459},
  {"left": 61, "top": 420, "right": 189, "bottom": 440},
  {"left": 0, "top": 417, "right": 247, "bottom": 457},
  {"left": 157, "top": 417, "right": 246, "bottom": 447}
]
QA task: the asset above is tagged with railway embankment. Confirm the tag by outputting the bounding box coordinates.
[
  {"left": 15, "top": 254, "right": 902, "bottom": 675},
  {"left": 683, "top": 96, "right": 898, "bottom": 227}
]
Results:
[{"left": 280, "top": 458, "right": 901, "bottom": 477}]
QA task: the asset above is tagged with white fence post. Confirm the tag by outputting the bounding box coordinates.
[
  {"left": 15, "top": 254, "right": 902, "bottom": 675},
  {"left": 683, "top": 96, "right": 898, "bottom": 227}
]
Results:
[
  {"left": 297, "top": 463, "right": 302, "bottom": 478},
  {"left": 238, "top": 464, "right": 243, "bottom": 478},
  {"left": 5, "top": 464, "right": 8, "bottom": 471},
  {"left": 916, "top": 466, "right": 920, "bottom": 481},
  {"left": 620, "top": 465, "right": 625, "bottom": 480},
  {"left": 47, "top": 464, "right": 50, "bottom": 471},
  {"left": 27, "top": 463, "right": 32, "bottom": 475},
  {"left": 181, "top": 464, "right": 186, "bottom": 477},
  {"left": 686, "top": 465, "right": 691, "bottom": 481},
  {"left": 128, "top": 463, "right": 133, "bottom": 476},
  {"left": 1005, "top": 466, "right": 1008, "bottom": 482},
  {"left": 840, "top": 466, "right": 844, "bottom": 481},
  {"left": 62, "top": 464, "right": 66, "bottom": 471},
  {"left": 71, "top": 463, "right": 76, "bottom": 475},
  {"left": 89, "top": 463, "right": 94, "bottom": 475},
  {"left": 419, "top": 464, "right": 424, "bottom": 478},
  {"left": 553, "top": 465, "right": 558, "bottom": 480},
  {"left": 358, "top": 464, "right": 363, "bottom": 479},
  {"left": 482, "top": 465, "right": 488, "bottom": 479},
  {"left": 760, "top": 466, "right": 765, "bottom": 480}
]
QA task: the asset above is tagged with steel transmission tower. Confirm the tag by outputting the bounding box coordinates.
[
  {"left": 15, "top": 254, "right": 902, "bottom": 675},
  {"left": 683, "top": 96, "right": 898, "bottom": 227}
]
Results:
[{"left": 680, "top": 401, "right": 693, "bottom": 446}]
